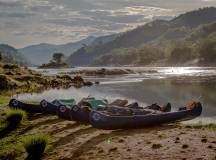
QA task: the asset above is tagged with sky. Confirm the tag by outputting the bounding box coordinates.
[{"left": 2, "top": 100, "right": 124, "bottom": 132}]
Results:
[{"left": 0, "top": 0, "right": 216, "bottom": 48}]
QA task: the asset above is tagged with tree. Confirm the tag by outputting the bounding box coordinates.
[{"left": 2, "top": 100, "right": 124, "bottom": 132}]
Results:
[
  {"left": 53, "top": 53, "right": 64, "bottom": 63},
  {"left": 168, "top": 41, "right": 195, "bottom": 64},
  {"left": 199, "top": 34, "right": 216, "bottom": 63},
  {"left": 138, "top": 45, "right": 164, "bottom": 65}
]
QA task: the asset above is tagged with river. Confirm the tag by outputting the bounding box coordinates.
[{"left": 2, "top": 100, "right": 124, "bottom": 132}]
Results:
[{"left": 17, "top": 67, "right": 216, "bottom": 124}]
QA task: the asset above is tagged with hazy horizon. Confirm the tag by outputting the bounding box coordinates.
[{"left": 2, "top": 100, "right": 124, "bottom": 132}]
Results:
[{"left": 0, "top": 0, "right": 216, "bottom": 48}]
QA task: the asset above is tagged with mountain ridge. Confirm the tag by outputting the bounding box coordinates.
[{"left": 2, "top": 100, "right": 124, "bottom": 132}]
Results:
[
  {"left": 66, "top": 7, "right": 216, "bottom": 66},
  {"left": 0, "top": 44, "right": 29, "bottom": 65},
  {"left": 19, "top": 36, "right": 97, "bottom": 65}
]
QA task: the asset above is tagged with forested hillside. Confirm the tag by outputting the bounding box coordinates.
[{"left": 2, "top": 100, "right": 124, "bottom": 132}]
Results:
[
  {"left": 0, "top": 44, "right": 28, "bottom": 65},
  {"left": 67, "top": 7, "right": 216, "bottom": 66}
]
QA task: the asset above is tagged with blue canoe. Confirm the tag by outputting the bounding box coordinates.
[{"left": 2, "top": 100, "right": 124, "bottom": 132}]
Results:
[
  {"left": 38, "top": 99, "right": 77, "bottom": 115},
  {"left": 89, "top": 102, "right": 202, "bottom": 129},
  {"left": 9, "top": 99, "right": 43, "bottom": 113},
  {"left": 9, "top": 99, "right": 76, "bottom": 115}
]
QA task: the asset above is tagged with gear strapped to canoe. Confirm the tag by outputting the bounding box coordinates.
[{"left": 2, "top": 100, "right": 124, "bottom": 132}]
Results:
[
  {"left": 79, "top": 98, "right": 108, "bottom": 110},
  {"left": 52, "top": 99, "right": 76, "bottom": 106}
]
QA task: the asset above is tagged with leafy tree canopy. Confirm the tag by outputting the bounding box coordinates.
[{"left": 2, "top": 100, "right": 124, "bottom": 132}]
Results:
[{"left": 53, "top": 53, "right": 64, "bottom": 63}]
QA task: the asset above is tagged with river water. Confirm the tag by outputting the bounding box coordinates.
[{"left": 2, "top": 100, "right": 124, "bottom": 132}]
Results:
[{"left": 17, "top": 67, "right": 216, "bottom": 124}]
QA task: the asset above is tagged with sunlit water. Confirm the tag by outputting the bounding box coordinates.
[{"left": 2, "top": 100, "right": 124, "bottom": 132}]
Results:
[{"left": 18, "top": 67, "right": 216, "bottom": 124}]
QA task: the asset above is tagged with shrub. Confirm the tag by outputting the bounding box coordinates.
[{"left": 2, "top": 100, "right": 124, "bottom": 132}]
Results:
[
  {"left": 6, "top": 109, "right": 26, "bottom": 128},
  {"left": 3, "top": 64, "right": 19, "bottom": 70},
  {"left": 23, "top": 133, "right": 49, "bottom": 158}
]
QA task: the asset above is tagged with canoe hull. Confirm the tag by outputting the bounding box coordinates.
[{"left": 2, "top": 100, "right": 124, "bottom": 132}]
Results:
[
  {"left": 57, "top": 105, "right": 73, "bottom": 120},
  {"left": 89, "top": 103, "right": 202, "bottom": 129},
  {"left": 9, "top": 99, "right": 59, "bottom": 115},
  {"left": 70, "top": 105, "right": 90, "bottom": 122},
  {"left": 9, "top": 99, "right": 43, "bottom": 113},
  {"left": 40, "top": 100, "right": 58, "bottom": 114}
]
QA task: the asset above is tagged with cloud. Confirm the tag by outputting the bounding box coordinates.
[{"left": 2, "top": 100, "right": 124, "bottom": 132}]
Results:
[
  {"left": 0, "top": 12, "right": 34, "bottom": 18},
  {"left": 0, "top": 1, "right": 21, "bottom": 7},
  {"left": 0, "top": 0, "right": 215, "bottom": 48}
]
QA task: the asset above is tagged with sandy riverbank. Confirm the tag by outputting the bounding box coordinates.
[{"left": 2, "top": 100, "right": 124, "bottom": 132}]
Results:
[{"left": 0, "top": 106, "right": 215, "bottom": 160}]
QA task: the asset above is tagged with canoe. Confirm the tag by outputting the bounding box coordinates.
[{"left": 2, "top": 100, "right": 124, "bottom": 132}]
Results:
[
  {"left": 9, "top": 99, "right": 76, "bottom": 115},
  {"left": 9, "top": 99, "right": 43, "bottom": 113},
  {"left": 70, "top": 101, "right": 172, "bottom": 123},
  {"left": 56, "top": 105, "right": 73, "bottom": 120},
  {"left": 70, "top": 105, "right": 90, "bottom": 122},
  {"left": 40, "top": 99, "right": 77, "bottom": 115},
  {"left": 69, "top": 98, "right": 129, "bottom": 122},
  {"left": 40, "top": 100, "right": 59, "bottom": 114},
  {"left": 89, "top": 102, "right": 202, "bottom": 129}
]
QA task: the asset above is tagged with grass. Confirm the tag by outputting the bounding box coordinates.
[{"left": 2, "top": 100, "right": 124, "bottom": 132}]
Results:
[
  {"left": 0, "top": 67, "right": 3, "bottom": 74},
  {"left": 0, "top": 109, "right": 27, "bottom": 160},
  {"left": 6, "top": 109, "right": 26, "bottom": 127},
  {"left": 0, "top": 95, "right": 10, "bottom": 106},
  {"left": 23, "top": 99, "right": 40, "bottom": 105},
  {"left": 184, "top": 123, "right": 216, "bottom": 130},
  {"left": 23, "top": 133, "right": 50, "bottom": 159},
  {"left": 0, "top": 109, "right": 26, "bottom": 138},
  {"left": 0, "top": 134, "right": 24, "bottom": 160},
  {"left": 0, "top": 108, "right": 53, "bottom": 160}
]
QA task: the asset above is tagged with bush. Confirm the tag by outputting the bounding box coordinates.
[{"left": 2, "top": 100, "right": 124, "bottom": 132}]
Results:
[
  {"left": 3, "top": 64, "right": 19, "bottom": 70},
  {"left": 6, "top": 109, "right": 26, "bottom": 128},
  {"left": 23, "top": 133, "right": 49, "bottom": 158}
]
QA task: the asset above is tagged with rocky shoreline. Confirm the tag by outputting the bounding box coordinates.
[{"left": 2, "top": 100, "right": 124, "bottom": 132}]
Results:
[
  {"left": 66, "top": 68, "right": 135, "bottom": 76},
  {"left": 0, "top": 64, "right": 92, "bottom": 93},
  {"left": 38, "top": 62, "right": 69, "bottom": 69},
  {"left": 62, "top": 68, "right": 158, "bottom": 76}
]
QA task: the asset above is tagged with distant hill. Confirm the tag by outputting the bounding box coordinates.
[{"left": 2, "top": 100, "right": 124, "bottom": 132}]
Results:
[
  {"left": 19, "top": 36, "right": 96, "bottom": 65},
  {"left": 93, "top": 22, "right": 216, "bottom": 66},
  {"left": 67, "top": 7, "right": 216, "bottom": 66},
  {"left": 67, "top": 20, "right": 170, "bottom": 66},
  {"left": 0, "top": 44, "right": 29, "bottom": 65}
]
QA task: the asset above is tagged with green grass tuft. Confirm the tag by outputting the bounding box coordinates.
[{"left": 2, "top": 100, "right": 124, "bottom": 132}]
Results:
[
  {"left": 184, "top": 123, "right": 216, "bottom": 130},
  {"left": 23, "top": 133, "right": 49, "bottom": 158},
  {"left": 5, "top": 109, "right": 26, "bottom": 128},
  {"left": 23, "top": 99, "right": 40, "bottom": 105},
  {"left": 0, "top": 109, "right": 26, "bottom": 135},
  {"left": 0, "top": 96, "right": 10, "bottom": 106},
  {"left": 0, "top": 134, "right": 23, "bottom": 160}
]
